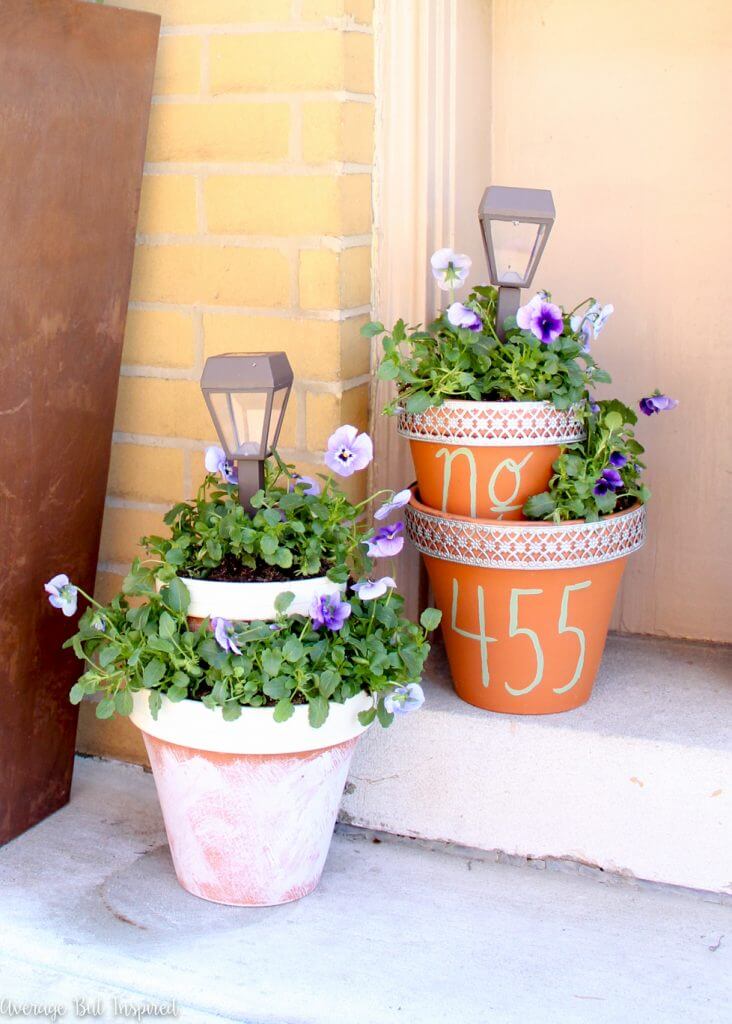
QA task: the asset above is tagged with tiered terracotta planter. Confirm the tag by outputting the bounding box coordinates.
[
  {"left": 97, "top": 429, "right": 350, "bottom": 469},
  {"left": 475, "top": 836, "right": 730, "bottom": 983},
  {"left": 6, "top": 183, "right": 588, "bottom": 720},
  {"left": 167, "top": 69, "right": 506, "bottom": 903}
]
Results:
[
  {"left": 405, "top": 493, "right": 646, "bottom": 714},
  {"left": 398, "top": 400, "right": 585, "bottom": 520},
  {"left": 134, "top": 574, "right": 367, "bottom": 907}
]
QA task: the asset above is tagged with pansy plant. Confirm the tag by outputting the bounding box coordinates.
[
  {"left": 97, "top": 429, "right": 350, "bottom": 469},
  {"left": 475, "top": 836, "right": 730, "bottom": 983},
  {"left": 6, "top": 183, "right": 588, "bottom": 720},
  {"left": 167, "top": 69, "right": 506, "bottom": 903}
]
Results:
[
  {"left": 363, "top": 249, "right": 614, "bottom": 415},
  {"left": 49, "top": 422, "right": 442, "bottom": 726}
]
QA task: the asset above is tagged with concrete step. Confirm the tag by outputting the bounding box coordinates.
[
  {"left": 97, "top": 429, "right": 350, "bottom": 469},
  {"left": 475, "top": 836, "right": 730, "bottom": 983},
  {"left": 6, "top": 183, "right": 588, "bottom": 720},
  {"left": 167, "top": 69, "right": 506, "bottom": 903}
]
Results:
[
  {"left": 0, "top": 758, "right": 729, "bottom": 1024},
  {"left": 342, "top": 634, "right": 732, "bottom": 894}
]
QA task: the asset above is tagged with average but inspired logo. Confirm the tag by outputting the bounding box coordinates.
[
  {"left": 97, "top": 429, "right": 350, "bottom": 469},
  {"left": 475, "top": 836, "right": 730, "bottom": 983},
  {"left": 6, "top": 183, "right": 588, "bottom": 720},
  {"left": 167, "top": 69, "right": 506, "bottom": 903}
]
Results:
[
  {"left": 435, "top": 447, "right": 533, "bottom": 518},
  {"left": 449, "top": 578, "right": 592, "bottom": 696}
]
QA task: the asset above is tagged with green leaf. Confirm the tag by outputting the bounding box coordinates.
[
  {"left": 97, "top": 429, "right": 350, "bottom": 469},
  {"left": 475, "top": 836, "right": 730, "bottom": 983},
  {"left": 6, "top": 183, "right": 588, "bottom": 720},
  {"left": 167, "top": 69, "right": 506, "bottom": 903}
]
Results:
[
  {"left": 263, "top": 676, "right": 289, "bottom": 699},
  {"left": 166, "top": 686, "right": 188, "bottom": 703},
  {"left": 378, "top": 360, "right": 399, "bottom": 381},
  {"left": 274, "top": 591, "right": 295, "bottom": 614},
  {"left": 419, "top": 607, "right": 442, "bottom": 632},
  {"left": 604, "top": 411, "right": 623, "bottom": 431},
  {"left": 95, "top": 698, "right": 115, "bottom": 720},
  {"left": 376, "top": 699, "right": 394, "bottom": 728},
  {"left": 142, "top": 658, "right": 166, "bottom": 688},
  {"left": 162, "top": 576, "right": 190, "bottom": 615},
  {"left": 159, "top": 611, "right": 176, "bottom": 639},
  {"left": 69, "top": 683, "right": 86, "bottom": 705},
  {"left": 260, "top": 534, "right": 278, "bottom": 556},
  {"left": 114, "top": 690, "right": 134, "bottom": 717},
  {"left": 221, "top": 702, "right": 242, "bottom": 722},
  {"left": 318, "top": 669, "right": 340, "bottom": 698},
  {"left": 360, "top": 320, "right": 385, "bottom": 338},
  {"left": 273, "top": 698, "right": 295, "bottom": 723},
  {"left": 98, "top": 643, "right": 121, "bottom": 669},
  {"left": 148, "top": 690, "right": 163, "bottom": 720},
  {"left": 262, "top": 650, "right": 282, "bottom": 676},
  {"left": 405, "top": 391, "right": 434, "bottom": 414},
  {"left": 308, "top": 695, "right": 329, "bottom": 728},
  {"left": 357, "top": 707, "right": 377, "bottom": 727},
  {"left": 523, "top": 492, "right": 557, "bottom": 520},
  {"left": 283, "top": 637, "right": 304, "bottom": 663},
  {"left": 274, "top": 546, "right": 293, "bottom": 569}
]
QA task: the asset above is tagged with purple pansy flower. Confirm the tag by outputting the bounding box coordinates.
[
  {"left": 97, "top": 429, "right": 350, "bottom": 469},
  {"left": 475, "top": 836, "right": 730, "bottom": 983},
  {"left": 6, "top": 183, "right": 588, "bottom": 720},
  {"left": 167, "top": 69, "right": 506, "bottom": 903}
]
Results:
[
  {"left": 589, "top": 400, "right": 601, "bottom": 415},
  {"left": 324, "top": 425, "right": 373, "bottom": 477},
  {"left": 570, "top": 312, "right": 594, "bottom": 352},
  {"left": 639, "top": 393, "right": 678, "bottom": 416},
  {"left": 374, "top": 488, "right": 411, "bottom": 521},
  {"left": 593, "top": 467, "right": 624, "bottom": 497},
  {"left": 516, "top": 293, "right": 564, "bottom": 344},
  {"left": 384, "top": 683, "right": 425, "bottom": 716},
  {"left": 430, "top": 248, "right": 471, "bottom": 291},
  {"left": 446, "top": 301, "right": 482, "bottom": 332},
  {"left": 90, "top": 613, "right": 107, "bottom": 632},
  {"left": 310, "top": 593, "right": 352, "bottom": 632},
  {"left": 290, "top": 474, "right": 321, "bottom": 496},
  {"left": 352, "top": 576, "right": 397, "bottom": 602},
  {"left": 44, "top": 574, "right": 78, "bottom": 617},
  {"left": 366, "top": 522, "right": 405, "bottom": 558},
  {"left": 609, "top": 451, "right": 628, "bottom": 468},
  {"left": 212, "top": 617, "right": 242, "bottom": 655},
  {"left": 590, "top": 302, "right": 614, "bottom": 337},
  {"left": 205, "top": 445, "right": 237, "bottom": 484}
]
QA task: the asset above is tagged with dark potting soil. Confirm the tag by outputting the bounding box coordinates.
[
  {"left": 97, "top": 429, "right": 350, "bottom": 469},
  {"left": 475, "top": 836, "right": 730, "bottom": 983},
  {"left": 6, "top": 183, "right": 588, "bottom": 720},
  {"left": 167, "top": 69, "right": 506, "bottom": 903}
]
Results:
[{"left": 202, "top": 553, "right": 330, "bottom": 584}]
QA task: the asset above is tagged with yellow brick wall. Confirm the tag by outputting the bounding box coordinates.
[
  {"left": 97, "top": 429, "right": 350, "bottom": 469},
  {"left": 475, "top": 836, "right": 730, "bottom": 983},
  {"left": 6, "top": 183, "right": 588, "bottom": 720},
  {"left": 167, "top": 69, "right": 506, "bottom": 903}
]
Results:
[{"left": 78, "top": 0, "right": 374, "bottom": 761}]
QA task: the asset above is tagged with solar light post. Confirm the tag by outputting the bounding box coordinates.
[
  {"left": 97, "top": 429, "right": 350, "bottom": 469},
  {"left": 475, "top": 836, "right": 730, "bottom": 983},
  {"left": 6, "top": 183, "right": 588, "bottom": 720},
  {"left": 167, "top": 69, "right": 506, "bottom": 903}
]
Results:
[
  {"left": 478, "top": 185, "right": 556, "bottom": 338},
  {"left": 200, "top": 351, "right": 293, "bottom": 513}
]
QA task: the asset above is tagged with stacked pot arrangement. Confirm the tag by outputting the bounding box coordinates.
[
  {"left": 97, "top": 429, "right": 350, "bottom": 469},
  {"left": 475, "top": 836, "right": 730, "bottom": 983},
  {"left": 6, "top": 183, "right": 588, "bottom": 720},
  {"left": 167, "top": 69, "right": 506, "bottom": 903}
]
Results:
[
  {"left": 366, "top": 241, "right": 676, "bottom": 717},
  {"left": 49, "top": 357, "right": 441, "bottom": 906}
]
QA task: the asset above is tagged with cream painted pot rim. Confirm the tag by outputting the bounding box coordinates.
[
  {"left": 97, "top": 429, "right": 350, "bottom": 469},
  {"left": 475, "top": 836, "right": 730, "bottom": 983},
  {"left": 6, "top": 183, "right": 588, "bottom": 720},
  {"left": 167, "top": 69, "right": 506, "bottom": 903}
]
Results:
[
  {"left": 130, "top": 688, "right": 373, "bottom": 755},
  {"left": 397, "top": 398, "right": 586, "bottom": 447},
  {"left": 405, "top": 492, "right": 647, "bottom": 571},
  {"left": 159, "top": 574, "right": 343, "bottom": 621}
]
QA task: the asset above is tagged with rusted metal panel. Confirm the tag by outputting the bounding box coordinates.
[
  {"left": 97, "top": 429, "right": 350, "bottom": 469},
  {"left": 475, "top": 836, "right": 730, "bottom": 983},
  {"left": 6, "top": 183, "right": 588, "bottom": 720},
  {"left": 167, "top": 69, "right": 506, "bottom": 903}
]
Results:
[{"left": 0, "top": 0, "right": 159, "bottom": 844}]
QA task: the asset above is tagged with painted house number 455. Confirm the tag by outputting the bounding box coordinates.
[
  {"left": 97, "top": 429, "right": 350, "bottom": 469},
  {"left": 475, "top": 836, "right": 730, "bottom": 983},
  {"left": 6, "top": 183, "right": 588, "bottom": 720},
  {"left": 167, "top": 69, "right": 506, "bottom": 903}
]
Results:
[{"left": 450, "top": 578, "right": 592, "bottom": 696}]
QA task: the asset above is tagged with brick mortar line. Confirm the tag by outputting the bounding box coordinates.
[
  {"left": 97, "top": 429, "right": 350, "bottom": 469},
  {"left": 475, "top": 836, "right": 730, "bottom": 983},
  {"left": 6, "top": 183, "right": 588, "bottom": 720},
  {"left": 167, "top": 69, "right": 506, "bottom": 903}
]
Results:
[
  {"left": 151, "top": 91, "right": 374, "bottom": 104},
  {"left": 105, "top": 497, "right": 170, "bottom": 513},
  {"left": 134, "top": 233, "right": 373, "bottom": 249},
  {"left": 159, "top": 23, "right": 374, "bottom": 38},
  {"left": 114, "top": 371, "right": 369, "bottom": 394},
  {"left": 110, "top": 435, "right": 329, "bottom": 466},
  {"left": 142, "top": 162, "right": 373, "bottom": 174},
  {"left": 127, "top": 301, "right": 371, "bottom": 319}
]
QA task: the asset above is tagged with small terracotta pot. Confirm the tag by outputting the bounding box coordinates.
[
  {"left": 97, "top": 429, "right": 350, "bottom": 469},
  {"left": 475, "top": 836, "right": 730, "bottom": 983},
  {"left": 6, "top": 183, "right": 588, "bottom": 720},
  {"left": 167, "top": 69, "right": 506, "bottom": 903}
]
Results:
[
  {"left": 130, "top": 690, "right": 371, "bottom": 907},
  {"left": 405, "top": 492, "right": 646, "bottom": 714},
  {"left": 398, "top": 400, "right": 585, "bottom": 520}
]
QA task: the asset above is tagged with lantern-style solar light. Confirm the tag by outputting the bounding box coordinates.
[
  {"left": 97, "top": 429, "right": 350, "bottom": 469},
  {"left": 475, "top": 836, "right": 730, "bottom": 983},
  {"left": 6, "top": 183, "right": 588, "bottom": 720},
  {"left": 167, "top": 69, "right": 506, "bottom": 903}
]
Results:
[
  {"left": 200, "top": 352, "right": 293, "bottom": 512},
  {"left": 478, "top": 185, "right": 556, "bottom": 338}
]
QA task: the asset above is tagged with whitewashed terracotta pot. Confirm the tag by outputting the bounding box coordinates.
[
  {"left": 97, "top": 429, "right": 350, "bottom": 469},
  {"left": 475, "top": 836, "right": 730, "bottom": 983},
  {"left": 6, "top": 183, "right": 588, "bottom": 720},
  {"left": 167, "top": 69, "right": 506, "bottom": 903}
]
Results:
[
  {"left": 137, "top": 573, "right": 366, "bottom": 906},
  {"left": 130, "top": 689, "right": 371, "bottom": 907}
]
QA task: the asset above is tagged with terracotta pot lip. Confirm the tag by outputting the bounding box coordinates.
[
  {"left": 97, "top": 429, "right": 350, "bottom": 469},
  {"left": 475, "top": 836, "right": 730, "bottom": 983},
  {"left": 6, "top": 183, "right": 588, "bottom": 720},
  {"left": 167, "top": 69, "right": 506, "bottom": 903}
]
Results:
[
  {"left": 397, "top": 399, "right": 586, "bottom": 447},
  {"left": 408, "top": 486, "right": 644, "bottom": 530},
  {"left": 130, "top": 688, "right": 372, "bottom": 756},
  {"left": 405, "top": 486, "right": 647, "bottom": 570}
]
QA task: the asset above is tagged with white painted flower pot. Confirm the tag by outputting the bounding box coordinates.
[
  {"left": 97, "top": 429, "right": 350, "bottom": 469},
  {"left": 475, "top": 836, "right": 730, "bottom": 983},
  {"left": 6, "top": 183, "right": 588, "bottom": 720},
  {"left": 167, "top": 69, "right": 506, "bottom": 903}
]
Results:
[
  {"left": 177, "top": 574, "right": 343, "bottom": 621},
  {"left": 140, "top": 572, "right": 366, "bottom": 906},
  {"left": 130, "top": 690, "right": 371, "bottom": 907}
]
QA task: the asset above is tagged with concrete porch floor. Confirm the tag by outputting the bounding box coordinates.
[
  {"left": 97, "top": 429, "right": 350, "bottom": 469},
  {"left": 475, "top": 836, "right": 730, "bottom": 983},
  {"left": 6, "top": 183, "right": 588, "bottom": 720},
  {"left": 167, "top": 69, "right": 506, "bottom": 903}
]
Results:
[{"left": 0, "top": 758, "right": 729, "bottom": 1024}]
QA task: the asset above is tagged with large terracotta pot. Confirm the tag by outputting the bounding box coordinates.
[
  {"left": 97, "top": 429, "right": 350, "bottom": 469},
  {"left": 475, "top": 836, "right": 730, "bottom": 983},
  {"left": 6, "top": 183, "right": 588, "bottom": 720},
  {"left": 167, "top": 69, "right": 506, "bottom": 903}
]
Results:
[
  {"left": 130, "top": 689, "right": 370, "bottom": 907},
  {"left": 398, "top": 400, "right": 585, "bottom": 520},
  {"left": 405, "top": 493, "right": 646, "bottom": 714},
  {"left": 136, "top": 574, "right": 369, "bottom": 906}
]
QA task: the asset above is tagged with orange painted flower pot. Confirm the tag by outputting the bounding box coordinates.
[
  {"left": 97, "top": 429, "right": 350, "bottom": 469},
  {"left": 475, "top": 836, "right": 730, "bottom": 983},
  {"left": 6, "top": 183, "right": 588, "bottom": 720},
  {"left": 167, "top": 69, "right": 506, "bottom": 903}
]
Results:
[
  {"left": 398, "top": 400, "right": 585, "bottom": 520},
  {"left": 405, "top": 494, "right": 647, "bottom": 714}
]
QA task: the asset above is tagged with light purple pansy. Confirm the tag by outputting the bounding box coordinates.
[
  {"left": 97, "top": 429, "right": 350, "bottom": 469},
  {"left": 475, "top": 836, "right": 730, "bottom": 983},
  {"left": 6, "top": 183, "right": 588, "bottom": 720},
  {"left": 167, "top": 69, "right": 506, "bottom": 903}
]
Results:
[
  {"left": 639, "top": 393, "right": 678, "bottom": 416},
  {"left": 589, "top": 302, "right": 614, "bottom": 337},
  {"left": 516, "top": 293, "right": 564, "bottom": 344},
  {"left": 593, "top": 467, "right": 624, "bottom": 497},
  {"left": 212, "top": 617, "right": 242, "bottom": 655},
  {"left": 90, "top": 613, "right": 107, "bottom": 633},
  {"left": 290, "top": 474, "right": 321, "bottom": 496},
  {"left": 569, "top": 312, "right": 594, "bottom": 352},
  {"left": 384, "top": 683, "right": 425, "bottom": 716},
  {"left": 374, "top": 488, "right": 412, "bottom": 522},
  {"left": 44, "top": 574, "right": 78, "bottom": 617},
  {"left": 310, "top": 593, "right": 352, "bottom": 632},
  {"left": 205, "top": 445, "right": 238, "bottom": 485},
  {"left": 571, "top": 301, "right": 614, "bottom": 351},
  {"left": 446, "top": 301, "right": 482, "bottom": 332},
  {"left": 324, "top": 425, "right": 373, "bottom": 478},
  {"left": 366, "top": 521, "right": 405, "bottom": 558},
  {"left": 589, "top": 400, "right": 601, "bottom": 415},
  {"left": 352, "top": 576, "right": 397, "bottom": 602},
  {"left": 609, "top": 451, "right": 628, "bottom": 468},
  {"left": 430, "top": 248, "right": 471, "bottom": 291}
]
